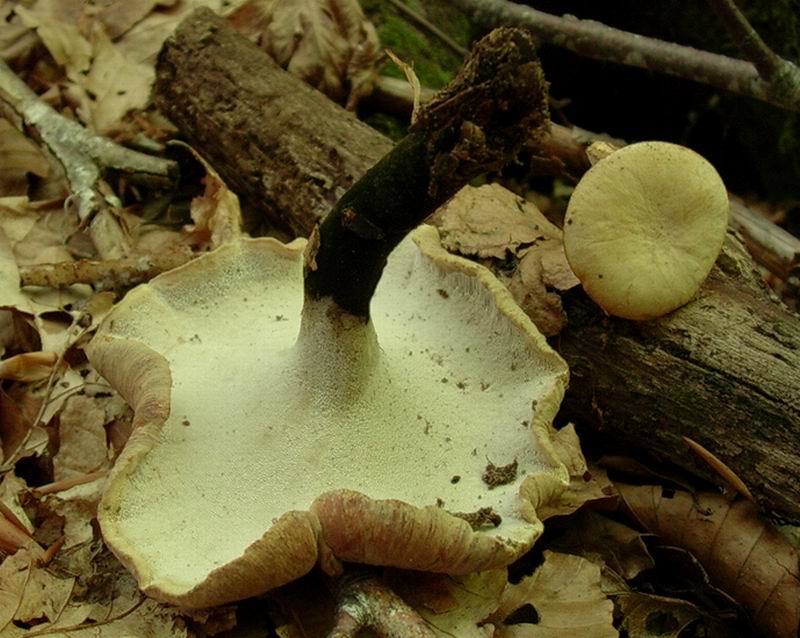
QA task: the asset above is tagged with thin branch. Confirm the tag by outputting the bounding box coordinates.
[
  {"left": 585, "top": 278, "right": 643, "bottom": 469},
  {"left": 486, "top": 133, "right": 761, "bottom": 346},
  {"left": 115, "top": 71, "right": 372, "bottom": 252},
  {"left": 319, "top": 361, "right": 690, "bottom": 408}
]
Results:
[
  {"left": 705, "top": 0, "right": 783, "bottom": 79},
  {"left": 450, "top": 0, "right": 800, "bottom": 111},
  {"left": 19, "top": 251, "right": 193, "bottom": 290},
  {"left": 0, "top": 58, "right": 178, "bottom": 258}
]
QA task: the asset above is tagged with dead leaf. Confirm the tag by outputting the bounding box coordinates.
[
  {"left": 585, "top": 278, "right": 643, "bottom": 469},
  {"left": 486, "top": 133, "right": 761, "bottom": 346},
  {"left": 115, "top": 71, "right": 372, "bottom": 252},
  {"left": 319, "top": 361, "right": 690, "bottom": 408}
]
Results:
[
  {"left": 489, "top": 551, "right": 617, "bottom": 638},
  {"left": 43, "top": 476, "right": 106, "bottom": 548},
  {"left": 114, "top": 1, "right": 233, "bottom": 67},
  {"left": 505, "top": 249, "right": 568, "bottom": 336},
  {"left": 53, "top": 394, "right": 110, "bottom": 481},
  {"left": 432, "top": 184, "right": 555, "bottom": 259},
  {"left": 431, "top": 184, "right": 578, "bottom": 336},
  {"left": 0, "top": 120, "right": 50, "bottom": 196},
  {"left": 179, "top": 144, "right": 243, "bottom": 247},
  {"left": 0, "top": 351, "right": 57, "bottom": 382},
  {"left": 615, "top": 591, "right": 733, "bottom": 638},
  {"left": 0, "top": 10, "right": 40, "bottom": 66},
  {"left": 79, "top": 27, "right": 154, "bottom": 135},
  {"left": 547, "top": 510, "right": 655, "bottom": 580},
  {"left": 618, "top": 483, "right": 800, "bottom": 638},
  {"left": 417, "top": 570, "right": 506, "bottom": 637},
  {"left": 14, "top": 4, "right": 92, "bottom": 81},
  {"left": 385, "top": 571, "right": 458, "bottom": 614},
  {"left": 0, "top": 384, "right": 47, "bottom": 463},
  {"left": 0, "top": 549, "right": 75, "bottom": 631},
  {"left": 91, "top": 0, "right": 179, "bottom": 40},
  {"left": 228, "top": 0, "right": 380, "bottom": 109},
  {"left": 0, "top": 473, "right": 34, "bottom": 535},
  {"left": 524, "top": 425, "right": 616, "bottom": 521}
]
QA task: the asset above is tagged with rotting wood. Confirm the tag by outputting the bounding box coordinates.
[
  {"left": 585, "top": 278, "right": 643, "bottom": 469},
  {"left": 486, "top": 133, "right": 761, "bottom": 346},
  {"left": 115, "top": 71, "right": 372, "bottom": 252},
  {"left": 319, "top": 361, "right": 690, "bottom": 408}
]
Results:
[
  {"left": 154, "top": 8, "right": 392, "bottom": 237},
  {"left": 154, "top": 9, "right": 800, "bottom": 522}
]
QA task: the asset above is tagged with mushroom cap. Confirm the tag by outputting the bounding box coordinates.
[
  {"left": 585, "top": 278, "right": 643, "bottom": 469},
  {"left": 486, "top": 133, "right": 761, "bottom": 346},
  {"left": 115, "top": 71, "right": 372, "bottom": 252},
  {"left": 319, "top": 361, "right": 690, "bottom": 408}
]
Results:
[
  {"left": 563, "top": 141, "right": 729, "bottom": 320},
  {"left": 88, "top": 226, "right": 570, "bottom": 608}
]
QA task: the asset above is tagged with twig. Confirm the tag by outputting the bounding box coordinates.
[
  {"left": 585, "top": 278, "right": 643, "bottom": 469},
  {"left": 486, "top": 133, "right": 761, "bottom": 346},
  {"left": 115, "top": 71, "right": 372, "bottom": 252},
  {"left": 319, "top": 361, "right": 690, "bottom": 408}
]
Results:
[
  {"left": 705, "top": 0, "right": 784, "bottom": 79},
  {"left": 450, "top": 0, "right": 800, "bottom": 111},
  {"left": 19, "top": 251, "right": 193, "bottom": 290},
  {"left": 33, "top": 469, "right": 108, "bottom": 496},
  {"left": 0, "top": 58, "right": 178, "bottom": 257},
  {"left": 327, "top": 571, "right": 435, "bottom": 638},
  {"left": 386, "top": 0, "right": 468, "bottom": 58},
  {"left": 705, "top": 0, "right": 800, "bottom": 106}
]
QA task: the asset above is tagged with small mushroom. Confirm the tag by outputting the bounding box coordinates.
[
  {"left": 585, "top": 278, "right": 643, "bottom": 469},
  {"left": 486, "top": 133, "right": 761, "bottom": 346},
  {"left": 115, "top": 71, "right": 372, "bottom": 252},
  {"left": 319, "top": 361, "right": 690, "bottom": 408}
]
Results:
[
  {"left": 86, "top": 28, "right": 573, "bottom": 608},
  {"left": 563, "top": 141, "right": 730, "bottom": 320}
]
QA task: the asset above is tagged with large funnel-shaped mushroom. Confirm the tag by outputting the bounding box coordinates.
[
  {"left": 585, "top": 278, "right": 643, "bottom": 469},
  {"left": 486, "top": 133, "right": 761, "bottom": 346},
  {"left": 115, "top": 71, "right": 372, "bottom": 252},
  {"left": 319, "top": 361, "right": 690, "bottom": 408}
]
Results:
[{"left": 88, "top": 27, "right": 571, "bottom": 608}]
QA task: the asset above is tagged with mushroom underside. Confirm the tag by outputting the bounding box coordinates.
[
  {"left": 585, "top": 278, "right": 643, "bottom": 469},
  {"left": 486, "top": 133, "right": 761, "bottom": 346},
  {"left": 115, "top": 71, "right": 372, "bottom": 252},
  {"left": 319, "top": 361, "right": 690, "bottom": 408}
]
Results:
[{"left": 89, "top": 226, "right": 569, "bottom": 607}]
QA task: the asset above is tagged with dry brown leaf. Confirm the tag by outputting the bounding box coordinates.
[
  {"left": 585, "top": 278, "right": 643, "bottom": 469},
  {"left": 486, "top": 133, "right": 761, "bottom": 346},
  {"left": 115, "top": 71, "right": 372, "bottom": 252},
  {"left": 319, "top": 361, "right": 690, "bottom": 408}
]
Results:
[
  {"left": 0, "top": 120, "right": 50, "bottom": 197},
  {"left": 228, "top": 0, "right": 380, "bottom": 109},
  {"left": 506, "top": 249, "right": 568, "bottom": 336},
  {"left": 417, "top": 570, "right": 506, "bottom": 637},
  {"left": 113, "top": 1, "right": 233, "bottom": 66},
  {"left": 547, "top": 510, "right": 654, "bottom": 580},
  {"left": 14, "top": 4, "right": 92, "bottom": 80},
  {"left": 0, "top": 197, "right": 43, "bottom": 255},
  {"left": 0, "top": 215, "right": 91, "bottom": 328},
  {"left": 615, "top": 592, "right": 732, "bottom": 638},
  {"left": 0, "top": 351, "right": 57, "bottom": 382},
  {"left": 0, "top": 556, "right": 188, "bottom": 638},
  {"left": 0, "top": 384, "right": 47, "bottom": 463},
  {"left": 182, "top": 144, "right": 243, "bottom": 248},
  {"left": 433, "top": 184, "right": 555, "bottom": 259},
  {"left": 431, "top": 184, "right": 578, "bottom": 336},
  {"left": 526, "top": 425, "right": 616, "bottom": 521},
  {"left": 91, "top": 0, "right": 178, "bottom": 40},
  {"left": 0, "top": 473, "right": 33, "bottom": 535},
  {"left": 43, "top": 476, "right": 106, "bottom": 548},
  {"left": 618, "top": 483, "right": 800, "bottom": 638},
  {"left": 78, "top": 27, "right": 154, "bottom": 134},
  {"left": 490, "top": 551, "right": 617, "bottom": 638},
  {"left": 12, "top": 208, "right": 77, "bottom": 268},
  {"left": 385, "top": 571, "right": 459, "bottom": 614},
  {"left": 0, "top": 9, "right": 40, "bottom": 65},
  {"left": 0, "top": 549, "right": 75, "bottom": 631},
  {"left": 53, "top": 394, "right": 110, "bottom": 481}
]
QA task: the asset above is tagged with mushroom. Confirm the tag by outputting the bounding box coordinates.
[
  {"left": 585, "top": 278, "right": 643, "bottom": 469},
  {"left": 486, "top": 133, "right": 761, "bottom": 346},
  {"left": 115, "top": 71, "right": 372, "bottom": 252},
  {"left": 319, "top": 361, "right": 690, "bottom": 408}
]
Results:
[
  {"left": 563, "top": 141, "right": 730, "bottom": 320},
  {"left": 87, "top": 28, "right": 572, "bottom": 608}
]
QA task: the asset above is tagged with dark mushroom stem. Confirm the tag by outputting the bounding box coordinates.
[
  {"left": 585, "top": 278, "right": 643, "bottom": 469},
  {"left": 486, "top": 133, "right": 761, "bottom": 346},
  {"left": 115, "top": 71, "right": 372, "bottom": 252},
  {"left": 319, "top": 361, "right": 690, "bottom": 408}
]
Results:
[{"left": 303, "top": 27, "right": 551, "bottom": 320}]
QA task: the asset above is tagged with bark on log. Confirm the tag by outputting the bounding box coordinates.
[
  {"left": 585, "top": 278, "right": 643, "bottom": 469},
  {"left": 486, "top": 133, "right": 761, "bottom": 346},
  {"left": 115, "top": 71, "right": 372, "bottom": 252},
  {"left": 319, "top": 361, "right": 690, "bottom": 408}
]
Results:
[
  {"left": 154, "top": 8, "right": 392, "bottom": 237},
  {"left": 154, "top": 9, "right": 800, "bottom": 521}
]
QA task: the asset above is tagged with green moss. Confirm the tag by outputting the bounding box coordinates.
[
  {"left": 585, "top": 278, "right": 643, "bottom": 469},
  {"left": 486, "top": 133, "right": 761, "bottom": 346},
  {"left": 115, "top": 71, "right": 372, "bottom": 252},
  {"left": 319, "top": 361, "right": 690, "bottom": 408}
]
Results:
[{"left": 360, "top": 0, "right": 469, "bottom": 89}]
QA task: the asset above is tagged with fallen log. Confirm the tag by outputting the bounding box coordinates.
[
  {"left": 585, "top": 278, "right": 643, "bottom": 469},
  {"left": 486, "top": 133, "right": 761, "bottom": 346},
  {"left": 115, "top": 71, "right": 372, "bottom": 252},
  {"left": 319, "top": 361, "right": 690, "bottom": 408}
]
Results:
[{"left": 153, "top": 8, "right": 800, "bottom": 521}]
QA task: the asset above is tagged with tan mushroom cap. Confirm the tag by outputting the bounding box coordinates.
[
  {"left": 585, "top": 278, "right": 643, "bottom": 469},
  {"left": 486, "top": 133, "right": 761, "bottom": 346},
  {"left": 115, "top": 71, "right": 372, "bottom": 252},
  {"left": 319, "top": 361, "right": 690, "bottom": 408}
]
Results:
[
  {"left": 563, "top": 141, "right": 730, "bottom": 320},
  {"left": 88, "top": 226, "right": 570, "bottom": 608}
]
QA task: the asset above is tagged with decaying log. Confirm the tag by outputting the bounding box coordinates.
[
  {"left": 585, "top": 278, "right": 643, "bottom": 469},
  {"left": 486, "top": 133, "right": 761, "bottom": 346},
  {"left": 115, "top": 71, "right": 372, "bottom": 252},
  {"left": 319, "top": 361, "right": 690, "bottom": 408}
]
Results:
[
  {"left": 154, "top": 8, "right": 391, "bottom": 237},
  {"left": 154, "top": 9, "right": 800, "bottom": 521}
]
